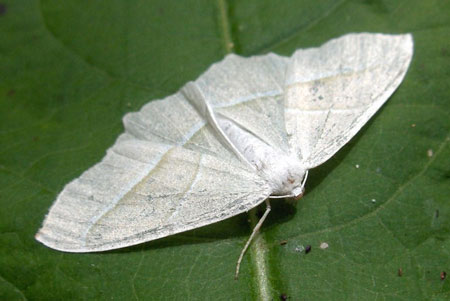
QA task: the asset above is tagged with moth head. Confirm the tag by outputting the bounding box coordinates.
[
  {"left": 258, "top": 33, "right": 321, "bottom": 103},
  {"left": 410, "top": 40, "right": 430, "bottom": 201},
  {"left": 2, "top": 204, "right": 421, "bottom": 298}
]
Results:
[
  {"left": 289, "top": 169, "right": 308, "bottom": 200},
  {"left": 292, "top": 186, "right": 304, "bottom": 201},
  {"left": 269, "top": 157, "right": 308, "bottom": 200}
]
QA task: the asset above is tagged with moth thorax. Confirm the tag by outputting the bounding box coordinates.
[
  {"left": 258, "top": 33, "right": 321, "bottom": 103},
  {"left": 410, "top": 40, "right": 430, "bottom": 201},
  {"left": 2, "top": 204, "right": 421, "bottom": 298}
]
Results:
[
  {"left": 263, "top": 153, "right": 305, "bottom": 197},
  {"left": 217, "top": 116, "right": 306, "bottom": 197}
]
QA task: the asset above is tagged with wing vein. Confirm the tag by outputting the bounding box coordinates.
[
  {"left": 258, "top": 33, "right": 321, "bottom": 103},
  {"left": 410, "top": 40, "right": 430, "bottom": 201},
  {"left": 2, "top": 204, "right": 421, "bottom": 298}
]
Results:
[
  {"left": 167, "top": 155, "right": 204, "bottom": 222},
  {"left": 81, "top": 146, "right": 176, "bottom": 244},
  {"left": 307, "top": 108, "right": 332, "bottom": 163}
]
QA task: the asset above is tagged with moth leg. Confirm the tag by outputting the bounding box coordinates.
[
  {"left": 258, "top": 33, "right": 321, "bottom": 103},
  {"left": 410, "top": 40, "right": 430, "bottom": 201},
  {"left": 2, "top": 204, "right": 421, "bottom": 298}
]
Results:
[{"left": 235, "top": 199, "right": 271, "bottom": 280}]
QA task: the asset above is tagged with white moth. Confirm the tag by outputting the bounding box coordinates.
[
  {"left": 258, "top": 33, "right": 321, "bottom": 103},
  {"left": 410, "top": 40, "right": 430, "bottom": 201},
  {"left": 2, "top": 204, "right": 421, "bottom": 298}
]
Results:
[{"left": 36, "top": 33, "right": 413, "bottom": 278}]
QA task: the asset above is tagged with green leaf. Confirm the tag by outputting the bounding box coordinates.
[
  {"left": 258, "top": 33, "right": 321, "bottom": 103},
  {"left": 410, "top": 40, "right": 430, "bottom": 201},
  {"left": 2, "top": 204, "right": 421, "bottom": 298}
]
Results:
[{"left": 1, "top": 0, "right": 449, "bottom": 299}]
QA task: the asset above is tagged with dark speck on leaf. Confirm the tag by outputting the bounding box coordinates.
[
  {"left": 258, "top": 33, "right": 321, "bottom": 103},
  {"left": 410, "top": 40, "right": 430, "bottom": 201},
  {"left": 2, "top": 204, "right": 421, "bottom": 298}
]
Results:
[
  {"left": 435, "top": 209, "right": 439, "bottom": 218},
  {"left": 0, "top": 3, "right": 6, "bottom": 16},
  {"left": 441, "top": 271, "right": 446, "bottom": 280},
  {"left": 7, "top": 89, "right": 15, "bottom": 96},
  {"left": 305, "top": 245, "right": 311, "bottom": 254},
  {"left": 398, "top": 268, "right": 403, "bottom": 277},
  {"left": 280, "top": 293, "right": 288, "bottom": 300},
  {"left": 280, "top": 240, "right": 287, "bottom": 245}
]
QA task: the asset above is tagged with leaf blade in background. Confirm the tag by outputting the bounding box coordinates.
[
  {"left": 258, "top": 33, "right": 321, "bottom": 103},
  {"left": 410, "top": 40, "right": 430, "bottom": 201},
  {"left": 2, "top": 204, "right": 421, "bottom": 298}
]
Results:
[{"left": 0, "top": 0, "right": 449, "bottom": 300}]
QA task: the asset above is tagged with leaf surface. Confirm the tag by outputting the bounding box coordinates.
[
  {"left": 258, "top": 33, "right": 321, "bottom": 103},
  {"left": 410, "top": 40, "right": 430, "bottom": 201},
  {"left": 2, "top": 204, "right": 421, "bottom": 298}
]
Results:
[{"left": 0, "top": 0, "right": 449, "bottom": 299}]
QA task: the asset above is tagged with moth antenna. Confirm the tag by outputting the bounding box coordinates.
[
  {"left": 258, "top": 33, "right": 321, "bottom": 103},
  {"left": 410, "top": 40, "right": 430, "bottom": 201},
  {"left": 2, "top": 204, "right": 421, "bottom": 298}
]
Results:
[
  {"left": 301, "top": 170, "right": 309, "bottom": 190},
  {"left": 235, "top": 199, "right": 271, "bottom": 280}
]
